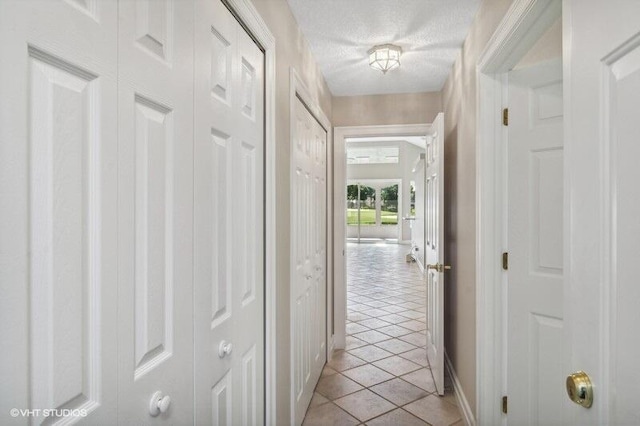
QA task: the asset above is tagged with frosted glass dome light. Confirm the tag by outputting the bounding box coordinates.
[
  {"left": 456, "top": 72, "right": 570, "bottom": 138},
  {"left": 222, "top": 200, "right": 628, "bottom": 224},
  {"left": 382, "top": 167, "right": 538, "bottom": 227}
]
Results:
[{"left": 368, "top": 44, "right": 402, "bottom": 74}]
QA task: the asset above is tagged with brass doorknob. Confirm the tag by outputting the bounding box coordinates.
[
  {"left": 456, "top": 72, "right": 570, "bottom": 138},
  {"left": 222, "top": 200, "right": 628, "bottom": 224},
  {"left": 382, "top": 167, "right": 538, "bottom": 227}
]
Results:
[
  {"left": 426, "top": 263, "right": 452, "bottom": 273},
  {"left": 566, "top": 371, "right": 593, "bottom": 408}
]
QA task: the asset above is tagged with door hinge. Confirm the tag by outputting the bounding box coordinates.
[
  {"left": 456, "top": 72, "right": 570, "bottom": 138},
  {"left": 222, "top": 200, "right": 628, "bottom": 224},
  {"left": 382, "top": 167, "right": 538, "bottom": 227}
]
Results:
[
  {"left": 502, "top": 252, "right": 509, "bottom": 270},
  {"left": 502, "top": 396, "right": 508, "bottom": 414},
  {"left": 502, "top": 108, "right": 509, "bottom": 126}
]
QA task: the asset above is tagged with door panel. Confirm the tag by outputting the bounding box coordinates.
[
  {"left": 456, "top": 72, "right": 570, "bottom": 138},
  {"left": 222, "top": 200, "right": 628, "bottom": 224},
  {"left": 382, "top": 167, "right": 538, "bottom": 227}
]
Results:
[
  {"left": 610, "top": 57, "right": 640, "bottom": 424},
  {"left": 566, "top": 1, "right": 640, "bottom": 424},
  {"left": 507, "top": 59, "right": 565, "bottom": 425},
  {"left": 0, "top": 1, "right": 118, "bottom": 424},
  {"left": 425, "top": 112, "right": 445, "bottom": 396},
  {"left": 291, "top": 97, "right": 327, "bottom": 425},
  {"left": 194, "top": 0, "right": 265, "bottom": 424},
  {"left": 117, "top": 0, "right": 194, "bottom": 423},
  {"left": 412, "top": 165, "right": 425, "bottom": 270}
]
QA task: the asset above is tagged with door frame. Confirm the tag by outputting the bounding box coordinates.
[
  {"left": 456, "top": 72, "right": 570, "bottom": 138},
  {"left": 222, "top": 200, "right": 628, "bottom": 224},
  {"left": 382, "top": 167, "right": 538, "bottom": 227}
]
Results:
[
  {"left": 333, "top": 124, "right": 430, "bottom": 349},
  {"left": 223, "top": 0, "right": 276, "bottom": 423},
  {"left": 475, "top": 0, "right": 561, "bottom": 424},
  {"left": 289, "top": 67, "right": 332, "bottom": 423}
]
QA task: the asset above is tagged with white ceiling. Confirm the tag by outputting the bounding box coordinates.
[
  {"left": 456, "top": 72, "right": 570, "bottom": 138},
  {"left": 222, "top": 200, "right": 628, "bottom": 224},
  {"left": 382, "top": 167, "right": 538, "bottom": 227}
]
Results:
[{"left": 286, "top": 0, "right": 480, "bottom": 96}]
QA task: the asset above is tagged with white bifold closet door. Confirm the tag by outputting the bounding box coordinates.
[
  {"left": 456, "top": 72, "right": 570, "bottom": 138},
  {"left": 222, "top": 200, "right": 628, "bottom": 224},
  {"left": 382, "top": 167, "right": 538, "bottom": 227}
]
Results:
[
  {"left": 291, "top": 96, "right": 327, "bottom": 425},
  {"left": 0, "top": 0, "right": 266, "bottom": 425},
  {"left": 193, "top": 0, "right": 265, "bottom": 424},
  {"left": 0, "top": 1, "right": 119, "bottom": 423},
  {"left": 116, "top": 1, "right": 195, "bottom": 424}
]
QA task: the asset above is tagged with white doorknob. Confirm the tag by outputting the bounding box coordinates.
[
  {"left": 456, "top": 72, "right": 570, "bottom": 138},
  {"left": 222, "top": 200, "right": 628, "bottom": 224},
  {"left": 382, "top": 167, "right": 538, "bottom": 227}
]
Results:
[
  {"left": 218, "top": 340, "right": 233, "bottom": 358},
  {"left": 149, "top": 391, "right": 171, "bottom": 417}
]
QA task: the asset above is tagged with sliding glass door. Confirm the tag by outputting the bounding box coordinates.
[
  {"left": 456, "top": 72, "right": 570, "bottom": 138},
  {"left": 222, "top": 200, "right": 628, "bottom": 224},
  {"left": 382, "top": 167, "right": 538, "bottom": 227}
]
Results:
[{"left": 347, "top": 182, "right": 399, "bottom": 242}]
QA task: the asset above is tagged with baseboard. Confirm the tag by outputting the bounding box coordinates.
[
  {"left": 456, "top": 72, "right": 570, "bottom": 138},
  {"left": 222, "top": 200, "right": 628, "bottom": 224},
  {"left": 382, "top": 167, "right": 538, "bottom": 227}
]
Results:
[
  {"left": 445, "top": 351, "right": 476, "bottom": 426},
  {"left": 399, "top": 240, "right": 411, "bottom": 245}
]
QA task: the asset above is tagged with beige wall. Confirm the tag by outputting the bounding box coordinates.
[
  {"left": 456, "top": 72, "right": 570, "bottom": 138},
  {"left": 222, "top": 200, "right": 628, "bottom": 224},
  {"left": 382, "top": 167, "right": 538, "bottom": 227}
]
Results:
[
  {"left": 332, "top": 92, "right": 442, "bottom": 127},
  {"left": 248, "top": 1, "right": 333, "bottom": 424},
  {"left": 441, "top": 0, "right": 514, "bottom": 414},
  {"left": 515, "top": 17, "right": 562, "bottom": 69}
]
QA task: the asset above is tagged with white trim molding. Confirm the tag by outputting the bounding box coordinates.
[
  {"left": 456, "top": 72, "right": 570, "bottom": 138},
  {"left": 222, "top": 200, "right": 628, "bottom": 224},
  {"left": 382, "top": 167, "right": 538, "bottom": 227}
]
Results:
[
  {"left": 445, "top": 351, "right": 476, "bottom": 426},
  {"left": 475, "top": 0, "right": 561, "bottom": 425},
  {"left": 478, "top": 0, "right": 561, "bottom": 73},
  {"left": 333, "top": 124, "right": 431, "bottom": 349},
  {"left": 224, "top": 1, "right": 276, "bottom": 424}
]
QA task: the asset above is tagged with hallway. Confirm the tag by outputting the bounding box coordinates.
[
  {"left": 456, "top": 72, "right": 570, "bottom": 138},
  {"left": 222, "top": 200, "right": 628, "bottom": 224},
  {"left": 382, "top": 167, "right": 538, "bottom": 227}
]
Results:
[{"left": 303, "top": 243, "right": 462, "bottom": 425}]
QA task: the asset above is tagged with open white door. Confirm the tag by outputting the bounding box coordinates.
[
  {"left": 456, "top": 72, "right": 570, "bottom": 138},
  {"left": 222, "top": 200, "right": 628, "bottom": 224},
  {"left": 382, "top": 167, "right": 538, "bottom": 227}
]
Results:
[
  {"left": 425, "top": 112, "right": 446, "bottom": 396},
  {"left": 412, "top": 157, "right": 426, "bottom": 270},
  {"left": 565, "top": 1, "right": 640, "bottom": 424},
  {"left": 507, "top": 58, "right": 566, "bottom": 424}
]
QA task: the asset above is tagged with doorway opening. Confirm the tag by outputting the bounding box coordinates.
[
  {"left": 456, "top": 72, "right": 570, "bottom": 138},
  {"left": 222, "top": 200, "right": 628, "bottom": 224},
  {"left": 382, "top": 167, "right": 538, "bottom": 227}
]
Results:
[
  {"left": 334, "top": 124, "right": 431, "bottom": 350},
  {"left": 310, "top": 120, "right": 458, "bottom": 424},
  {"left": 475, "top": 0, "right": 563, "bottom": 424}
]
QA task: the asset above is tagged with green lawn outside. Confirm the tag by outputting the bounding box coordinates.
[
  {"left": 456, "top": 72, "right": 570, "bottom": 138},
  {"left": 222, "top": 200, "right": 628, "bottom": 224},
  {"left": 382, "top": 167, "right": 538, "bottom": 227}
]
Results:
[{"left": 347, "top": 208, "right": 398, "bottom": 225}]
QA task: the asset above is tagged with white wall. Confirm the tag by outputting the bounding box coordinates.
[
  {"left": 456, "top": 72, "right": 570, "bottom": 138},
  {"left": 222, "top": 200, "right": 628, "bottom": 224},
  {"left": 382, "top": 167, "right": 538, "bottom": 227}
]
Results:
[{"left": 347, "top": 141, "right": 424, "bottom": 241}]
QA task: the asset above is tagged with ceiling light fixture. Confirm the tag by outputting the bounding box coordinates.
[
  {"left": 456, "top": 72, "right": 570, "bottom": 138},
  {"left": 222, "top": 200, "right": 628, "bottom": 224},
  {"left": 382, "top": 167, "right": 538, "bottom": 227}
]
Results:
[{"left": 368, "top": 44, "right": 402, "bottom": 74}]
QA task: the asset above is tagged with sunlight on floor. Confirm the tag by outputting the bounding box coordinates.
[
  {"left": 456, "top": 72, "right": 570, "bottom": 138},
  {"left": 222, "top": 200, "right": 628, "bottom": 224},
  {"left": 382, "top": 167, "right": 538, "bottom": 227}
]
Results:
[{"left": 303, "top": 243, "right": 461, "bottom": 425}]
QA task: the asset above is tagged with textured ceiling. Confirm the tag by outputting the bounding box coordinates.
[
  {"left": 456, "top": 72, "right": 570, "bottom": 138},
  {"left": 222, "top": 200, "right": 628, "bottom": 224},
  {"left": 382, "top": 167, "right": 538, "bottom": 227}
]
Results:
[{"left": 286, "top": 0, "right": 480, "bottom": 96}]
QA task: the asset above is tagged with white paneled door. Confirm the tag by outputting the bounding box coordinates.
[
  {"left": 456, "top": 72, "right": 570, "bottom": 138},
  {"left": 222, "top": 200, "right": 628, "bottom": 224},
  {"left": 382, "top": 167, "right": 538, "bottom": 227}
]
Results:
[
  {"left": 291, "top": 97, "right": 327, "bottom": 426},
  {"left": 0, "top": 0, "right": 267, "bottom": 425},
  {"left": 117, "top": 0, "right": 194, "bottom": 424},
  {"left": 412, "top": 158, "right": 426, "bottom": 271},
  {"left": 194, "top": 0, "right": 265, "bottom": 424},
  {"left": 566, "top": 1, "right": 640, "bottom": 424},
  {"left": 507, "top": 59, "right": 566, "bottom": 425},
  {"left": 425, "top": 113, "right": 446, "bottom": 396},
  {"left": 0, "top": 1, "right": 119, "bottom": 424}
]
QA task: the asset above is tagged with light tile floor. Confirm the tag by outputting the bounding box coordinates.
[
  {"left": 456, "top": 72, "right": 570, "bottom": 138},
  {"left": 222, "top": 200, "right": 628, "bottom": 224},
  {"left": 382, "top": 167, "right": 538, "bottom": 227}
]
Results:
[{"left": 303, "top": 243, "right": 462, "bottom": 426}]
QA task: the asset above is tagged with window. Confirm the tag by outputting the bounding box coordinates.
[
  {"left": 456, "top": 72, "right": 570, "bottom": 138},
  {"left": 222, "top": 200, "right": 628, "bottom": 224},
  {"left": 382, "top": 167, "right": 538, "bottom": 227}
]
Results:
[
  {"left": 346, "top": 146, "right": 399, "bottom": 165},
  {"left": 410, "top": 181, "right": 416, "bottom": 215},
  {"left": 380, "top": 184, "right": 398, "bottom": 225},
  {"left": 347, "top": 184, "right": 376, "bottom": 225}
]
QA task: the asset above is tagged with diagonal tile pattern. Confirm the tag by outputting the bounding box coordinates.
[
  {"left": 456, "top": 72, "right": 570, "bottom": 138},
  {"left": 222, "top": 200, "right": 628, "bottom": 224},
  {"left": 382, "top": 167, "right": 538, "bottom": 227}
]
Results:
[{"left": 303, "top": 243, "right": 462, "bottom": 425}]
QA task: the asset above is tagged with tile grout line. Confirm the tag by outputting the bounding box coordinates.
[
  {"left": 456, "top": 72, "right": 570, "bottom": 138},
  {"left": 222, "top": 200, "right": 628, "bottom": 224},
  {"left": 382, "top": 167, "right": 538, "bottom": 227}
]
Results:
[{"left": 304, "top": 243, "right": 461, "bottom": 425}]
